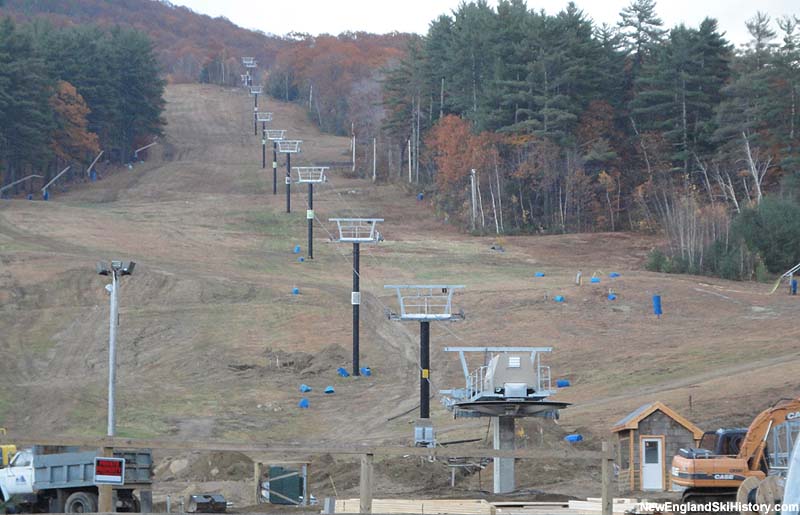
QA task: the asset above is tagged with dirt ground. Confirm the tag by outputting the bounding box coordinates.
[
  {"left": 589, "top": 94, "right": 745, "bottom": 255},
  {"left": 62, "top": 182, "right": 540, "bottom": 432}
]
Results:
[{"left": 1, "top": 84, "right": 799, "bottom": 505}]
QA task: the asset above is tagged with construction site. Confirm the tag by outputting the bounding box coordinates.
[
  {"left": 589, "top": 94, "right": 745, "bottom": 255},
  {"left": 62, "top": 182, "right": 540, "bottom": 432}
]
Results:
[{"left": 1, "top": 68, "right": 800, "bottom": 515}]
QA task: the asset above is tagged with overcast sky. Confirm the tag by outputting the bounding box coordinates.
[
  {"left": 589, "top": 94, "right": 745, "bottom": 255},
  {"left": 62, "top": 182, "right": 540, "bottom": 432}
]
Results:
[{"left": 170, "top": 0, "right": 797, "bottom": 47}]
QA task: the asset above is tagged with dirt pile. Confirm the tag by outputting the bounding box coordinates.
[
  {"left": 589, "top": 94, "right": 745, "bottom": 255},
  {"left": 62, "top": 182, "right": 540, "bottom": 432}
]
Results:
[
  {"left": 155, "top": 452, "right": 253, "bottom": 482},
  {"left": 264, "top": 343, "right": 348, "bottom": 376}
]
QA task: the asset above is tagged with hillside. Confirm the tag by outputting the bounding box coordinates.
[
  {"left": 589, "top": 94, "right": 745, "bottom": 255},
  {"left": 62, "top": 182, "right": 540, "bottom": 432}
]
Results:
[
  {"left": 0, "top": 0, "right": 285, "bottom": 83},
  {"left": 1, "top": 84, "right": 799, "bottom": 501}
]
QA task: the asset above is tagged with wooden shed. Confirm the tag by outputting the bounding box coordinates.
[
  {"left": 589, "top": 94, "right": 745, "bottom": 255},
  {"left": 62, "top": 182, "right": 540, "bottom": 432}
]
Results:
[{"left": 611, "top": 401, "right": 703, "bottom": 492}]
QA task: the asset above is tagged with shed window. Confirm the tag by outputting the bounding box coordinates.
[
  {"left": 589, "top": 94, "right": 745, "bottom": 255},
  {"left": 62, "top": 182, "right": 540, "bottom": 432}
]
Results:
[{"left": 644, "top": 441, "right": 659, "bottom": 464}]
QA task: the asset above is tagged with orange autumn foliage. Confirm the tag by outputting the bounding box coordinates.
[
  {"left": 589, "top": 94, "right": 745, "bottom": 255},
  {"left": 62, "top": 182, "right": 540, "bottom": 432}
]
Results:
[
  {"left": 49, "top": 80, "right": 100, "bottom": 162},
  {"left": 425, "top": 115, "right": 499, "bottom": 192}
]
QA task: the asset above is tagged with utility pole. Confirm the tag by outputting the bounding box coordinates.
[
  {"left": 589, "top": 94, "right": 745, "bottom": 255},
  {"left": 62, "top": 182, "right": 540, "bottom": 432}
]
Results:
[
  {"left": 372, "top": 138, "right": 377, "bottom": 183},
  {"left": 470, "top": 169, "right": 477, "bottom": 231}
]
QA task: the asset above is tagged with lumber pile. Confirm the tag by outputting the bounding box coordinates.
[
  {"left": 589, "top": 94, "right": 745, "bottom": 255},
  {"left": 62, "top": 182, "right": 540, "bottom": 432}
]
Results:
[
  {"left": 567, "top": 498, "right": 643, "bottom": 514},
  {"left": 335, "top": 498, "right": 496, "bottom": 514}
]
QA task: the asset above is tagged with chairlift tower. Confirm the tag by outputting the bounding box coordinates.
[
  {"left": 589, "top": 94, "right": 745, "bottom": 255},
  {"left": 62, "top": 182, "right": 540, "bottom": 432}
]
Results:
[
  {"left": 276, "top": 140, "right": 302, "bottom": 212},
  {"left": 439, "top": 346, "right": 569, "bottom": 493},
  {"left": 295, "top": 167, "right": 328, "bottom": 260},
  {"left": 256, "top": 112, "right": 273, "bottom": 168},
  {"left": 330, "top": 218, "right": 384, "bottom": 376},
  {"left": 249, "top": 86, "right": 263, "bottom": 135},
  {"left": 265, "top": 130, "right": 286, "bottom": 195},
  {"left": 242, "top": 57, "right": 256, "bottom": 87},
  {"left": 384, "top": 285, "right": 465, "bottom": 446}
]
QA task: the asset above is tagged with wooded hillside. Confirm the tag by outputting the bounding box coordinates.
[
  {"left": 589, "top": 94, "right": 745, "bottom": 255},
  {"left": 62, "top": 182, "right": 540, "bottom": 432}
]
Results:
[
  {"left": 0, "top": 0, "right": 285, "bottom": 84},
  {"left": 375, "top": 0, "right": 799, "bottom": 280},
  {"left": 0, "top": 18, "right": 165, "bottom": 196}
]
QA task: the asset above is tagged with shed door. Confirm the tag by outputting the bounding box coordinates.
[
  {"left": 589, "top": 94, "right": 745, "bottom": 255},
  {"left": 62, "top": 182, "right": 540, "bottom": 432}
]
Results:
[{"left": 641, "top": 438, "right": 663, "bottom": 491}]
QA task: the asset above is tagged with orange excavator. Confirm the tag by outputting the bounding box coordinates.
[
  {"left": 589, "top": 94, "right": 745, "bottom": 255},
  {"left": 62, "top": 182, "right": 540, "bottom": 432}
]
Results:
[{"left": 671, "top": 397, "right": 800, "bottom": 503}]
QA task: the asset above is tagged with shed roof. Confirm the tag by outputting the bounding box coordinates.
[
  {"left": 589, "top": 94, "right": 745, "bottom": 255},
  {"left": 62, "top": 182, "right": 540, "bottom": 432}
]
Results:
[{"left": 611, "top": 401, "right": 703, "bottom": 439}]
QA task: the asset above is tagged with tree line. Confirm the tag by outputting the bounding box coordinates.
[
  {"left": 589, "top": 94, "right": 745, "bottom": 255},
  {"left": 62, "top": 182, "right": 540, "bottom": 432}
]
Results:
[
  {"left": 0, "top": 17, "right": 165, "bottom": 195},
  {"left": 377, "top": 0, "right": 799, "bottom": 279}
]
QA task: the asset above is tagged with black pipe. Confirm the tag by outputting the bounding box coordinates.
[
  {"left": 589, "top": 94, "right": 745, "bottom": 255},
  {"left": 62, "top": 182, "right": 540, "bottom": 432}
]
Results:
[{"left": 261, "top": 132, "right": 266, "bottom": 169}]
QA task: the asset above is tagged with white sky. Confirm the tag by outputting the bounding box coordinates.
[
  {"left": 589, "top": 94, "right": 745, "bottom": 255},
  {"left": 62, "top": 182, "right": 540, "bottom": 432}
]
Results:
[{"left": 170, "top": 0, "right": 798, "bottom": 46}]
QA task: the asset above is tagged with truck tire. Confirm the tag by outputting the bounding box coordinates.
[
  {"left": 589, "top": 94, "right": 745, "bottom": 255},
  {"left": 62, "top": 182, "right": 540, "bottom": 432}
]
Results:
[{"left": 64, "top": 492, "right": 98, "bottom": 513}]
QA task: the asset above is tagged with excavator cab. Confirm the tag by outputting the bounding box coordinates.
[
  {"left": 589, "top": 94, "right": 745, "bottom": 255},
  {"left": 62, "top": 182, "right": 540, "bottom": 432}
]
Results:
[{"left": 679, "top": 428, "right": 748, "bottom": 459}]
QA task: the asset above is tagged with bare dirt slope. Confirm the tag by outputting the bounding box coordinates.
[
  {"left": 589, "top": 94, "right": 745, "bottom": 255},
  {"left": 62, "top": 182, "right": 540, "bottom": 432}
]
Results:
[{"left": 1, "top": 84, "right": 799, "bottom": 500}]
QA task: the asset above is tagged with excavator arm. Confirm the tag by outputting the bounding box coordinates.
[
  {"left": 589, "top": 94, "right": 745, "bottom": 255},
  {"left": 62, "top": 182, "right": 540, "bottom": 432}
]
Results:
[{"left": 737, "top": 398, "right": 800, "bottom": 471}]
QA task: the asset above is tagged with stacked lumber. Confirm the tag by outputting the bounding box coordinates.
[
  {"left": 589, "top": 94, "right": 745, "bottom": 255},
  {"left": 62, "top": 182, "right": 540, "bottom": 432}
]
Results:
[
  {"left": 567, "top": 498, "right": 642, "bottom": 514},
  {"left": 335, "top": 498, "right": 496, "bottom": 514}
]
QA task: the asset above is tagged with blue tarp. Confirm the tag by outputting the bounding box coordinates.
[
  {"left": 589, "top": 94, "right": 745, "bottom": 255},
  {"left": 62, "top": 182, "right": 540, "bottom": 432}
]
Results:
[
  {"left": 337, "top": 367, "right": 350, "bottom": 377},
  {"left": 360, "top": 367, "right": 372, "bottom": 377},
  {"left": 556, "top": 379, "right": 571, "bottom": 388},
  {"left": 324, "top": 386, "right": 335, "bottom": 394},
  {"left": 609, "top": 272, "right": 621, "bottom": 278},
  {"left": 554, "top": 295, "right": 565, "bottom": 303},
  {"left": 292, "top": 287, "right": 300, "bottom": 295},
  {"left": 293, "top": 245, "right": 301, "bottom": 254},
  {"left": 298, "top": 398, "right": 309, "bottom": 409},
  {"left": 299, "top": 384, "right": 312, "bottom": 393},
  {"left": 590, "top": 277, "right": 601, "bottom": 283},
  {"left": 298, "top": 257, "right": 305, "bottom": 263},
  {"left": 564, "top": 434, "right": 583, "bottom": 443},
  {"left": 608, "top": 293, "right": 617, "bottom": 301},
  {"left": 534, "top": 272, "right": 546, "bottom": 277}
]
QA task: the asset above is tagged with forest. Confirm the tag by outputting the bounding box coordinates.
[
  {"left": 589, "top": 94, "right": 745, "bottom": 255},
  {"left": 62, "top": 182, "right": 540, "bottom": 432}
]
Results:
[
  {"left": 0, "top": 17, "right": 165, "bottom": 195},
  {"left": 270, "top": 0, "right": 799, "bottom": 280},
  {"left": 381, "top": 0, "right": 800, "bottom": 279}
]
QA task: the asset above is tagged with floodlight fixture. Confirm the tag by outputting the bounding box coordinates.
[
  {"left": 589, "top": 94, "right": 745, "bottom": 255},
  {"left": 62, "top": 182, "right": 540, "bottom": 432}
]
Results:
[
  {"left": 265, "top": 130, "right": 286, "bottom": 194},
  {"left": 95, "top": 259, "right": 136, "bottom": 437},
  {"left": 329, "top": 218, "right": 384, "bottom": 376},
  {"left": 256, "top": 112, "right": 273, "bottom": 123},
  {"left": 384, "top": 284, "right": 465, "bottom": 444},
  {"left": 276, "top": 140, "right": 302, "bottom": 213},
  {"left": 293, "top": 167, "right": 328, "bottom": 260},
  {"left": 249, "top": 86, "right": 263, "bottom": 96}
]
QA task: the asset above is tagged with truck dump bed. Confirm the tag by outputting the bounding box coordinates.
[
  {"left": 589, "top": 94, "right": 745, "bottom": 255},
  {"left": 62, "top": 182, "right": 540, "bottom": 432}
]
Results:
[{"left": 33, "top": 449, "right": 152, "bottom": 490}]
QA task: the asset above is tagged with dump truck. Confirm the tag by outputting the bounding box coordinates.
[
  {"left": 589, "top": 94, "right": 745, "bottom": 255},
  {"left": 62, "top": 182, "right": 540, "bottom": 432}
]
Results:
[
  {"left": 671, "top": 397, "right": 800, "bottom": 503},
  {"left": 0, "top": 446, "right": 152, "bottom": 513}
]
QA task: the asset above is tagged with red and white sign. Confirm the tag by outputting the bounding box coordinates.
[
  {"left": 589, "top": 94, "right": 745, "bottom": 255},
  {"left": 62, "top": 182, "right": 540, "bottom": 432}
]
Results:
[{"left": 94, "top": 457, "right": 125, "bottom": 485}]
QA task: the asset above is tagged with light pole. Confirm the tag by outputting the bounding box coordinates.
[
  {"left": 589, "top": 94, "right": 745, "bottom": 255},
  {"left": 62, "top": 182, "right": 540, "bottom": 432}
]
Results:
[{"left": 96, "top": 260, "right": 135, "bottom": 437}]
